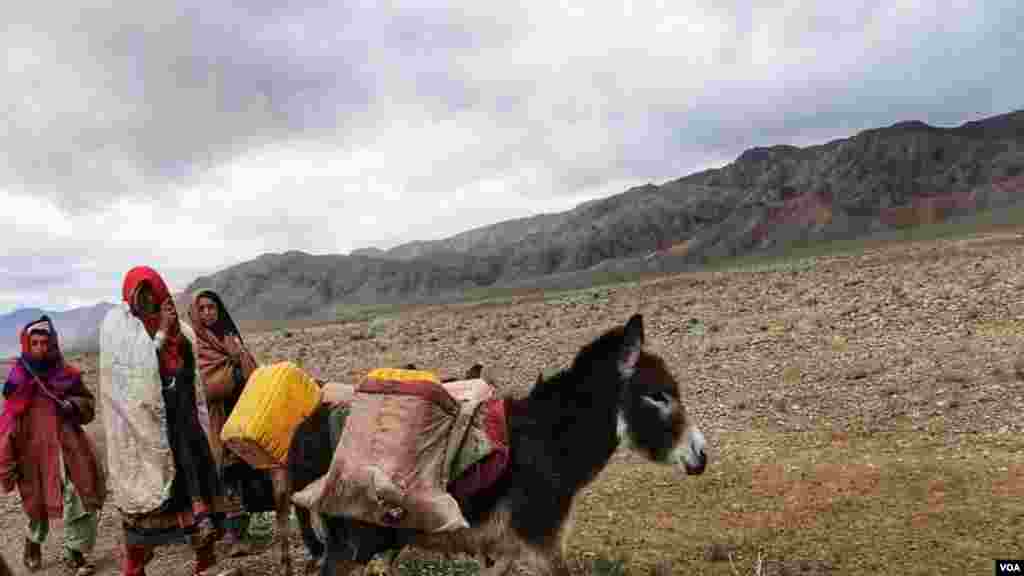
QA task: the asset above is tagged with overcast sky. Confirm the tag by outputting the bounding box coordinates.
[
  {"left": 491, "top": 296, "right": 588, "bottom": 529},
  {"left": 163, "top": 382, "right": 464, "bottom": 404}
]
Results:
[{"left": 2, "top": 0, "right": 1021, "bottom": 314}]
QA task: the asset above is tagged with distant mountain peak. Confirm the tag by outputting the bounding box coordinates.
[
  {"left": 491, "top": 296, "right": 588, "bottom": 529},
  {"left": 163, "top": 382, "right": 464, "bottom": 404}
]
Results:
[
  {"left": 886, "top": 120, "right": 935, "bottom": 131},
  {"left": 736, "top": 144, "right": 804, "bottom": 164},
  {"left": 350, "top": 247, "right": 386, "bottom": 258}
]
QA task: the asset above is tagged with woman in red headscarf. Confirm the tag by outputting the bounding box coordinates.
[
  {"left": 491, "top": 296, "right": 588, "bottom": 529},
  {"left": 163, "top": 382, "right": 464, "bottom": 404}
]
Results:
[
  {"left": 0, "top": 316, "right": 106, "bottom": 575},
  {"left": 99, "top": 266, "right": 229, "bottom": 576}
]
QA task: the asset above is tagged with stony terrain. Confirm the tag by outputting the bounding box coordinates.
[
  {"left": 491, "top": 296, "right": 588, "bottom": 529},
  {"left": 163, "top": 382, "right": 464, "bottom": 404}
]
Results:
[{"left": 2, "top": 228, "right": 1023, "bottom": 574}]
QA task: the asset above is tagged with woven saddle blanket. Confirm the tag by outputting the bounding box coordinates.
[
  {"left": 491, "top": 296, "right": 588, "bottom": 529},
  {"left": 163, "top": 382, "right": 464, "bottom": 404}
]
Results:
[{"left": 293, "top": 368, "right": 508, "bottom": 533}]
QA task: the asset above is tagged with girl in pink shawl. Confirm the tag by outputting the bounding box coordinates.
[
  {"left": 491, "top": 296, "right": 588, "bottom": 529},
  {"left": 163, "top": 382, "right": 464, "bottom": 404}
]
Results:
[{"left": 0, "top": 316, "right": 106, "bottom": 575}]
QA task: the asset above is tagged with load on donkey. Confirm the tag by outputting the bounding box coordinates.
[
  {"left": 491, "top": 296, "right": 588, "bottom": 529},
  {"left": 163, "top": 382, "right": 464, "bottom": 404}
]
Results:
[
  {"left": 218, "top": 357, "right": 497, "bottom": 575},
  {"left": 279, "top": 313, "right": 709, "bottom": 576},
  {"left": 291, "top": 366, "right": 509, "bottom": 532}
]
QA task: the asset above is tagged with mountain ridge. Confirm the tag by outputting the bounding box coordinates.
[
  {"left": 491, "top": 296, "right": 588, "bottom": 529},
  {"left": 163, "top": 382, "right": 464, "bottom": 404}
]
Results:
[{"left": 185, "top": 109, "right": 1024, "bottom": 322}]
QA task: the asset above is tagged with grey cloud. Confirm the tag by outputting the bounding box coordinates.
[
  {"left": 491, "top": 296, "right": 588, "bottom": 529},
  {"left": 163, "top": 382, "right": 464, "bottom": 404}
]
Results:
[
  {"left": 2, "top": 0, "right": 1022, "bottom": 218},
  {"left": 0, "top": 257, "right": 83, "bottom": 292},
  {"left": 650, "top": 2, "right": 1019, "bottom": 152},
  {"left": 4, "top": 1, "right": 372, "bottom": 212},
  {"left": 3, "top": 1, "right": 522, "bottom": 214}
]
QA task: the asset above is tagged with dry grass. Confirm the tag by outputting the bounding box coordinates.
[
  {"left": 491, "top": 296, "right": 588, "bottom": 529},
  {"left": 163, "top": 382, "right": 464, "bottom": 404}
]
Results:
[{"left": 560, "top": 429, "right": 1023, "bottom": 575}]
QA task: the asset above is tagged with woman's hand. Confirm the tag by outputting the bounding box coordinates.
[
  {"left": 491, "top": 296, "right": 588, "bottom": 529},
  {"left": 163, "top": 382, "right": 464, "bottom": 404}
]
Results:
[
  {"left": 159, "top": 299, "right": 177, "bottom": 334},
  {"left": 222, "top": 335, "right": 245, "bottom": 364},
  {"left": 1, "top": 471, "right": 18, "bottom": 492}
]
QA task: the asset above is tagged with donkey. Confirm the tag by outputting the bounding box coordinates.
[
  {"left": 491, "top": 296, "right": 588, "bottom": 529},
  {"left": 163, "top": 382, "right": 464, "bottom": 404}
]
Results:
[
  {"left": 291, "top": 313, "right": 708, "bottom": 576},
  {"left": 272, "top": 363, "right": 486, "bottom": 575}
]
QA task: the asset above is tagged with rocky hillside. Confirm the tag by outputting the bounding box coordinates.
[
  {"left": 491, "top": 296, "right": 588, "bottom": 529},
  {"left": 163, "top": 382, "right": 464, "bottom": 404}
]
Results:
[{"left": 187, "top": 110, "right": 1024, "bottom": 322}]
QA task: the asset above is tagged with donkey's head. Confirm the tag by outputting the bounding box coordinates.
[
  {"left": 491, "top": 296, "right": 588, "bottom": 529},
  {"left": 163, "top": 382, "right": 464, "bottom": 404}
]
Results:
[{"left": 615, "top": 314, "right": 707, "bottom": 475}]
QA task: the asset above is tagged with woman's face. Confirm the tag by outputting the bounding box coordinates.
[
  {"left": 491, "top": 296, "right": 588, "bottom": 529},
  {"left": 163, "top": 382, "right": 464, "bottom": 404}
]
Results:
[
  {"left": 133, "top": 283, "right": 159, "bottom": 316},
  {"left": 28, "top": 332, "right": 50, "bottom": 360},
  {"left": 197, "top": 296, "right": 220, "bottom": 328}
]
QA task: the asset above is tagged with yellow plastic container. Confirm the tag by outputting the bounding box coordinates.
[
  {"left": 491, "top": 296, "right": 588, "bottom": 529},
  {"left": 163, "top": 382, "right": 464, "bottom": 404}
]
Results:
[
  {"left": 221, "top": 361, "right": 321, "bottom": 469},
  {"left": 365, "top": 367, "right": 439, "bottom": 385}
]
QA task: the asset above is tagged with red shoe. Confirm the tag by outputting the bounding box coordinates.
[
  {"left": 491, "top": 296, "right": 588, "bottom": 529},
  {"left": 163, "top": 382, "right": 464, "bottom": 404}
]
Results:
[
  {"left": 193, "top": 542, "right": 217, "bottom": 576},
  {"left": 122, "top": 545, "right": 150, "bottom": 576}
]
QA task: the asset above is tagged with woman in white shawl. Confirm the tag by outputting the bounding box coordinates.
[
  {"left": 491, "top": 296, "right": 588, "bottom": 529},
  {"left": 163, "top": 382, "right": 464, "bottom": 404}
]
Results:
[{"left": 100, "top": 266, "right": 230, "bottom": 576}]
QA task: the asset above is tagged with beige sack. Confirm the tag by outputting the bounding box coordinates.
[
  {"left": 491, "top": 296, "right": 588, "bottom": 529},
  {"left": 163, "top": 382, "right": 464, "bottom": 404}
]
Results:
[{"left": 293, "top": 368, "right": 490, "bottom": 533}]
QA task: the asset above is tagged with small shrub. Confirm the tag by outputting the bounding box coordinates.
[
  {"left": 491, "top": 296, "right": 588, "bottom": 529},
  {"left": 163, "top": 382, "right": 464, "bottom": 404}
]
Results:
[
  {"left": 686, "top": 318, "right": 706, "bottom": 336},
  {"left": 830, "top": 335, "right": 849, "bottom": 353},
  {"left": 590, "top": 555, "right": 628, "bottom": 576},
  {"left": 367, "top": 316, "right": 390, "bottom": 339},
  {"left": 705, "top": 543, "right": 735, "bottom": 563},
  {"left": 782, "top": 366, "right": 801, "bottom": 386},
  {"left": 648, "top": 560, "right": 672, "bottom": 576}
]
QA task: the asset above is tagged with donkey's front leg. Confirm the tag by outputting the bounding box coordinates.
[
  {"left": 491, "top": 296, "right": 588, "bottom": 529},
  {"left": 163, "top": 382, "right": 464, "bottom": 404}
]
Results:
[
  {"left": 480, "top": 557, "right": 513, "bottom": 576},
  {"left": 523, "top": 547, "right": 570, "bottom": 576},
  {"left": 550, "top": 552, "right": 572, "bottom": 576},
  {"left": 271, "top": 467, "right": 293, "bottom": 576}
]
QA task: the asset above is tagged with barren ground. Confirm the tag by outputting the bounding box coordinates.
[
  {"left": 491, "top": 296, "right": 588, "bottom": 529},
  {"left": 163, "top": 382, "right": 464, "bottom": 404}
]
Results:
[{"left": 3, "top": 229, "right": 1024, "bottom": 575}]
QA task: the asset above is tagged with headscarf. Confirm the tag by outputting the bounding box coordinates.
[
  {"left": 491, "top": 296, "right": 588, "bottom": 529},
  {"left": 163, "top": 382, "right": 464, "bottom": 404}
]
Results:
[
  {"left": 188, "top": 290, "right": 258, "bottom": 401},
  {"left": 191, "top": 290, "right": 242, "bottom": 339},
  {"left": 122, "top": 266, "right": 182, "bottom": 378},
  {"left": 20, "top": 317, "right": 60, "bottom": 373}
]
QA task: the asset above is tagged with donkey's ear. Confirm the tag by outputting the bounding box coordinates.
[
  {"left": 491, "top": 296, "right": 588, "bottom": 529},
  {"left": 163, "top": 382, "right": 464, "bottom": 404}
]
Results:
[
  {"left": 619, "top": 314, "right": 644, "bottom": 378},
  {"left": 624, "top": 314, "right": 644, "bottom": 345}
]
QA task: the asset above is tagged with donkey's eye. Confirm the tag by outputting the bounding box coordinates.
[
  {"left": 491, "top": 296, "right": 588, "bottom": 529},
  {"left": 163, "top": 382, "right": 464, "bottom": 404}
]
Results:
[
  {"left": 641, "top": 393, "right": 673, "bottom": 419},
  {"left": 649, "top": 391, "right": 673, "bottom": 405}
]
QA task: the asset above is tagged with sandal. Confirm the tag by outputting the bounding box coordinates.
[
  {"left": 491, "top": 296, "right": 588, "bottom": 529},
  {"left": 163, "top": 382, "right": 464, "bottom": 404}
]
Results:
[
  {"left": 23, "top": 538, "right": 42, "bottom": 572},
  {"left": 194, "top": 516, "right": 218, "bottom": 548},
  {"left": 66, "top": 549, "right": 96, "bottom": 576}
]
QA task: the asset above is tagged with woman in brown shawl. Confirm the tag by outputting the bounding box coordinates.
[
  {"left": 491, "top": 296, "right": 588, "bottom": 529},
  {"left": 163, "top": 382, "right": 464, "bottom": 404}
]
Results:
[
  {"left": 0, "top": 316, "right": 106, "bottom": 575},
  {"left": 190, "top": 290, "right": 273, "bottom": 557}
]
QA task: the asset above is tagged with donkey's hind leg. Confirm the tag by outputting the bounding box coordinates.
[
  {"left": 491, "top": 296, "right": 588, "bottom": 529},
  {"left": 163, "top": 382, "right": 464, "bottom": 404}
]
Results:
[
  {"left": 271, "top": 466, "right": 293, "bottom": 576},
  {"left": 319, "top": 516, "right": 369, "bottom": 576},
  {"left": 320, "top": 542, "right": 363, "bottom": 576},
  {"left": 385, "top": 547, "right": 407, "bottom": 576},
  {"left": 295, "top": 506, "right": 325, "bottom": 573}
]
